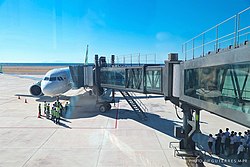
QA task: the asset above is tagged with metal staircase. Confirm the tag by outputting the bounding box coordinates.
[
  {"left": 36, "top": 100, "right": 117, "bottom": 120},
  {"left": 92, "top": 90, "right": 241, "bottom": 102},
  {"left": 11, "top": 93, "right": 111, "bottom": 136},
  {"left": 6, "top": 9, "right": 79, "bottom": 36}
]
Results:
[{"left": 119, "top": 90, "right": 148, "bottom": 120}]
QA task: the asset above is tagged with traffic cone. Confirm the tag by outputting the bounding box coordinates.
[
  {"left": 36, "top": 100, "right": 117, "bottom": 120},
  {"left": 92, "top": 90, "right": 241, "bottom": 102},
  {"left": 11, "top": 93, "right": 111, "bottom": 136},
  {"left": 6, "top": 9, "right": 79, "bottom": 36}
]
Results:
[
  {"left": 18, "top": 96, "right": 20, "bottom": 99},
  {"left": 25, "top": 99, "right": 27, "bottom": 103}
]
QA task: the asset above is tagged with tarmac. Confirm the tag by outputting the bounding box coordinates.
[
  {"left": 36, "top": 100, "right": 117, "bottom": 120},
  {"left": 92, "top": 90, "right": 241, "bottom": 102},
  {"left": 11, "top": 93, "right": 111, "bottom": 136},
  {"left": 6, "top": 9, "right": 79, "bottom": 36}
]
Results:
[{"left": 0, "top": 73, "right": 249, "bottom": 167}]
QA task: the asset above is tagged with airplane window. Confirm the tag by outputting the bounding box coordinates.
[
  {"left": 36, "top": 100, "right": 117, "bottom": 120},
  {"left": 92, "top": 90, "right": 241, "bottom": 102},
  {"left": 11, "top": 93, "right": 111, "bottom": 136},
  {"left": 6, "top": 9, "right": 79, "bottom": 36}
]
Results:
[
  {"left": 49, "top": 77, "right": 56, "bottom": 81},
  {"left": 57, "top": 77, "right": 61, "bottom": 81},
  {"left": 44, "top": 77, "right": 49, "bottom": 81},
  {"left": 60, "top": 77, "right": 64, "bottom": 80}
]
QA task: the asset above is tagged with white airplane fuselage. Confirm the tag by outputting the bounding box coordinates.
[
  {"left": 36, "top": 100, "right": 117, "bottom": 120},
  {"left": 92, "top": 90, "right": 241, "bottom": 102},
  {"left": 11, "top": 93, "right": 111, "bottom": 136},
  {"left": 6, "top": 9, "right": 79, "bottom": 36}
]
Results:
[{"left": 41, "top": 67, "right": 71, "bottom": 96}]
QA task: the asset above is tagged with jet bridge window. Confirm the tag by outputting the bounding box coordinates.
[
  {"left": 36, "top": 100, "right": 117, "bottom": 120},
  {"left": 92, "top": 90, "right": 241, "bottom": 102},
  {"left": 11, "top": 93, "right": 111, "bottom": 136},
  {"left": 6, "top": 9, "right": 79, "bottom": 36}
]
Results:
[{"left": 184, "top": 62, "right": 250, "bottom": 114}]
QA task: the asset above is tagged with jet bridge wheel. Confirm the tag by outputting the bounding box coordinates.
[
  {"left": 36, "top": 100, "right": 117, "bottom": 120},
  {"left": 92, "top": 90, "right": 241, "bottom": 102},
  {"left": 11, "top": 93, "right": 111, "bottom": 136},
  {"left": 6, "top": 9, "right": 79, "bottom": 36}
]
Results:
[
  {"left": 99, "top": 103, "right": 111, "bottom": 113},
  {"left": 99, "top": 105, "right": 107, "bottom": 113}
]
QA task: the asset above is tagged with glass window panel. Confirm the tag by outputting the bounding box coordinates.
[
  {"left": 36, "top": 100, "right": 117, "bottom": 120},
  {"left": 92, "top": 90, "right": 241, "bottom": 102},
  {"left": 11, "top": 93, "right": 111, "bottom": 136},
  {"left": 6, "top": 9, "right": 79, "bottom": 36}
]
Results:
[
  {"left": 184, "top": 62, "right": 250, "bottom": 114},
  {"left": 146, "top": 70, "right": 161, "bottom": 90},
  {"left": 100, "top": 68, "right": 125, "bottom": 86}
]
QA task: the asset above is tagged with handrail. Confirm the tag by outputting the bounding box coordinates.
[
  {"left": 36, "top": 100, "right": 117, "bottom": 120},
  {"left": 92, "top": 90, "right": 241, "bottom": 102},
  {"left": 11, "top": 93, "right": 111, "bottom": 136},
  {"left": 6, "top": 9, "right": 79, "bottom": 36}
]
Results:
[
  {"left": 183, "top": 6, "right": 250, "bottom": 60},
  {"left": 130, "top": 92, "right": 148, "bottom": 112},
  {"left": 238, "top": 25, "right": 250, "bottom": 33},
  {"left": 238, "top": 6, "right": 250, "bottom": 14},
  {"left": 183, "top": 15, "right": 236, "bottom": 44}
]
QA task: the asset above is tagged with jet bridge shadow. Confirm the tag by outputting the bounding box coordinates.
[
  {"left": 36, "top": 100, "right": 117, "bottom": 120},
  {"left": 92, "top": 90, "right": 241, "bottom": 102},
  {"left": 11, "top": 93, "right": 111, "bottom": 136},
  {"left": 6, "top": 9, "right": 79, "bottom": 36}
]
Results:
[
  {"left": 63, "top": 104, "right": 182, "bottom": 139},
  {"left": 60, "top": 92, "right": 183, "bottom": 138},
  {"left": 104, "top": 109, "right": 183, "bottom": 138}
]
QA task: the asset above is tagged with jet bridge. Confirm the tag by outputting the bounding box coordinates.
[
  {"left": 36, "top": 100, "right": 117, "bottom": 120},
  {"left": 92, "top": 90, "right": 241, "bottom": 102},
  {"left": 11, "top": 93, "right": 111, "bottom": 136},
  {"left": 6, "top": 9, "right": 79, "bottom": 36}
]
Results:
[
  {"left": 70, "top": 46, "right": 250, "bottom": 151},
  {"left": 99, "top": 65, "right": 163, "bottom": 95},
  {"left": 69, "top": 65, "right": 94, "bottom": 89},
  {"left": 180, "top": 45, "right": 250, "bottom": 127},
  {"left": 69, "top": 6, "right": 250, "bottom": 152}
]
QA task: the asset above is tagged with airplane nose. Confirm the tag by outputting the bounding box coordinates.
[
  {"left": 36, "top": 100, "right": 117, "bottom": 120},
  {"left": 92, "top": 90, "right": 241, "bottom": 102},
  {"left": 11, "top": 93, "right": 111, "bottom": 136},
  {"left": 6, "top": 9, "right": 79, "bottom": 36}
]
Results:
[{"left": 41, "top": 81, "right": 55, "bottom": 96}]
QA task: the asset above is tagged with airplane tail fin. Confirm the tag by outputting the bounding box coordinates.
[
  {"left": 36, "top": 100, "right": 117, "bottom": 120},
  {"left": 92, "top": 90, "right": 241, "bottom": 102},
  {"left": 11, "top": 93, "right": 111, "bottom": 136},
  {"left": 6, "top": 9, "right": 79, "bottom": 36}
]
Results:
[{"left": 84, "top": 45, "right": 88, "bottom": 65}]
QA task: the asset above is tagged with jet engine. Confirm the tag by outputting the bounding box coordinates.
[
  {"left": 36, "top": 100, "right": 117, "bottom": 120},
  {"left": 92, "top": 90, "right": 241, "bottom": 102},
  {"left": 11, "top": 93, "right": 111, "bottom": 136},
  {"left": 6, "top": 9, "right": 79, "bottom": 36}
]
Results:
[{"left": 29, "top": 81, "right": 43, "bottom": 96}]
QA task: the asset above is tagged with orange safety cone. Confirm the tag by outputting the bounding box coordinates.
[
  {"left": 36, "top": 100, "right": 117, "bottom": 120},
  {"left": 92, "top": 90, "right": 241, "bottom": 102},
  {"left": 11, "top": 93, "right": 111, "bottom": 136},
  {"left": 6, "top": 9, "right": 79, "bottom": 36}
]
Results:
[{"left": 25, "top": 99, "right": 28, "bottom": 103}]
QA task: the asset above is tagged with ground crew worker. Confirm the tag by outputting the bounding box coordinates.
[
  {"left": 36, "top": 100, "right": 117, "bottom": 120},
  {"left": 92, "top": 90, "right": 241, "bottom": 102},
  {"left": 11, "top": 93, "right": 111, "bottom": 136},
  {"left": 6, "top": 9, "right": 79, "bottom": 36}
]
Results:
[
  {"left": 44, "top": 101, "right": 47, "bottom": 115},
  {"left": 38, "top": 103, "right": 41, "bottom": 118},
  {"left": 55, "top": 106, "right": 60, "bottom": 124},
  {"left": 46, "top": 103, "right": 50, "bottom": 119},
  {"left": 56, "top": 100, "right": 60, "bottom": 107},
  {"left": 59, "top": 103, "right": 63, "bottom": 116},
  {"left": 51, "top": 107, "right": 55, "bottom": 122}
]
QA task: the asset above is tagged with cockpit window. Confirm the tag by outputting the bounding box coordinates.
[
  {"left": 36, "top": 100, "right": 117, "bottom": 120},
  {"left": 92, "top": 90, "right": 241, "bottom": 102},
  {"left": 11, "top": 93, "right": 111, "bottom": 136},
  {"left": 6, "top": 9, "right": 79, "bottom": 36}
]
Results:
[
  {"left": 57, "top": 77, "right": 64, "bottom": 81},
  {"left": 44, "top": 77, "right": 49, "bottom": 81},
  {"left": 49, "top": 77, "right": 56, "bottom": 81},
  {"left": 44, "top": 76, "right": 64, "bottom": 81}
]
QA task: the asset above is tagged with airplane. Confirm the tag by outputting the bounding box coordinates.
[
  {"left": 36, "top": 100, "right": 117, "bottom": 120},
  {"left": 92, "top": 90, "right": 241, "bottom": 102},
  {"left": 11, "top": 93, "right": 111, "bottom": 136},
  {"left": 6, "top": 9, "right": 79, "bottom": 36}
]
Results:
[
  {"left": 29, "top": 66, "right": 112, "bottom": 112},
  {"left": 29, "top": 67, "right": 72, "bottom": 97}
]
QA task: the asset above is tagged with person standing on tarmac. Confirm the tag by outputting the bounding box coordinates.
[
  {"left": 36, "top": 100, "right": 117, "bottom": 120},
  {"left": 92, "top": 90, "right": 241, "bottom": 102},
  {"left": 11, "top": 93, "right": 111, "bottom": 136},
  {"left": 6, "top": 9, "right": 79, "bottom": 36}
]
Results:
[
  {"left": 38, "top": 103, "right": 41, "bottom": 118},
  {"left": 221, "top": 133, "right": 226, "bottom": 154},
  {"left": 65, "top": 102, "right": 69, "bottom": 112},
  {"left": 44, "top": 101, "right": 47, "bottom": 115},
  {"left": 215, "top": 133, "right": 221, "bottom": 155},
  {"left": 237, "top": 142, "right": 245, "bottom": 165},
  {"left": 208, "top": 134, "right": 214, "bottom": 154},
  {"left": 46, "top": 103, "right": 50, "bottom": 119},
  {"left": 55, "top": 107, "right": 60, "bottom": 124},
  {"left": 51, "top": 106, "right": 55, "bottom": 122},
  {"left": 59, "top": 103, "right": 63, "bottom": 116}
]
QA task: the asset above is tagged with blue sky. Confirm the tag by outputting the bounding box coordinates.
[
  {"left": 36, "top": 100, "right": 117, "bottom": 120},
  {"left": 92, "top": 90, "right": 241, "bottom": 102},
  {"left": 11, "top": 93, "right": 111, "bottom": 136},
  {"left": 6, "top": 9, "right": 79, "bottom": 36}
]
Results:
[{"left": 0, "top": 0, "right": 249, "bottom": 63}]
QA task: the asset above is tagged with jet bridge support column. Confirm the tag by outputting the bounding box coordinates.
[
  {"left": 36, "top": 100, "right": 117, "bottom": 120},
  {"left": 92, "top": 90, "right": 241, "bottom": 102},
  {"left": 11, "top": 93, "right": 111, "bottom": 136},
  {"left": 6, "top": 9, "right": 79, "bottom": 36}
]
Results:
[
  {"left": 111, "top": 55, "right": 115, "bottom": 103},
  {"left": 180, "top": 103, "right": 200, "bottom": 151},
  {"left": 182, "top": 103, "right": 193, "bottom": 150}
]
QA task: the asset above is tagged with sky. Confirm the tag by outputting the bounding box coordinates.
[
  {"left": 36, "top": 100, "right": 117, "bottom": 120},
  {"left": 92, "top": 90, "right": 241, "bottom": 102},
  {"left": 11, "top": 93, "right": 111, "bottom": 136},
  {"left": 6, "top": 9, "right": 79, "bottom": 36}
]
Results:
[{"left": 0, "top": 0, "right": 249, "bottom": 63}]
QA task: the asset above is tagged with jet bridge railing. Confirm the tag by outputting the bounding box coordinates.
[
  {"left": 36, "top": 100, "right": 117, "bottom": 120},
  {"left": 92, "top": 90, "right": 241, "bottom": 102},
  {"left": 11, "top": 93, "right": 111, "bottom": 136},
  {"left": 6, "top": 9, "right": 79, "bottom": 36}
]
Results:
[
  {"left": 182, "top": 6, "right": 250, "bottom": 61},
  {"left": 100, "top": 66, "right": 163, "bottom": 94}
]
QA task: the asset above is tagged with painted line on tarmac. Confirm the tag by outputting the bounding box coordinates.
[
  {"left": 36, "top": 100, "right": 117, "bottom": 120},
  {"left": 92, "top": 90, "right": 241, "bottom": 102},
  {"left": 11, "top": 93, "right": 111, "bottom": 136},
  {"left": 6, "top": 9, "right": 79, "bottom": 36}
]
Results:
[{"left": 0, "top": 126, "right": 116, "bottom": 129}]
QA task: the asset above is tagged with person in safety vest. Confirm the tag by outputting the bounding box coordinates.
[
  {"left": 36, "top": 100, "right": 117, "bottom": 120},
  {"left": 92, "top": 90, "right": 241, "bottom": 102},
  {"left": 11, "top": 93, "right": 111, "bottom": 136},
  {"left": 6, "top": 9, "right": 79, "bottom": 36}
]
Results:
[
  {"left": 46, "top": 103, "right": 50, "bottom": 119},
  {"left": 51, "top": 106, "right": 55, "bottom": 122},
  {"left": 55, "top": 107, "right": 60, "bottom": 124},
  {"left": 38, "top": 103, "right": 41, "bottom": 118},
  {"left": 44, "top": 101, "right": 47, "bottom": 115}
]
